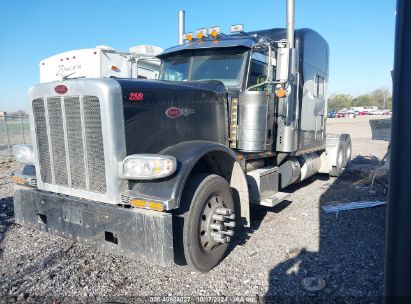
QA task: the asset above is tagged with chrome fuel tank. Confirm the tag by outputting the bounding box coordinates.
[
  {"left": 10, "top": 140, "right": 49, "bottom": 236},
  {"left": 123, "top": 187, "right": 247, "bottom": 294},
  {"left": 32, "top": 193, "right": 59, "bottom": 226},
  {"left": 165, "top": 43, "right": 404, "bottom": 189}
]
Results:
[{"left": 237, "top": 91, "right": 275, "bottom": 152}]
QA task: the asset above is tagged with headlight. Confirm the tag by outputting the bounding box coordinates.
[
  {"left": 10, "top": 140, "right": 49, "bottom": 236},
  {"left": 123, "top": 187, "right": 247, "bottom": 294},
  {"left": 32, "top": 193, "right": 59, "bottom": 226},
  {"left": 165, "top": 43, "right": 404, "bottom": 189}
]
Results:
[
  {"left": 13, "top": 145, "right": 34, "bottom": 165},
  {"left": 120, "top": 154, "right": 177, "bottom": 180}
]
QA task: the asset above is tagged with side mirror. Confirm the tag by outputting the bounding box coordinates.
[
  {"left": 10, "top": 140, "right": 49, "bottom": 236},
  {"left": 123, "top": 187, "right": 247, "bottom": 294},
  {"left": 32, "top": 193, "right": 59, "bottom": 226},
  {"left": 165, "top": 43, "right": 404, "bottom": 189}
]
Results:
[
  {"left": 275, "top": 40, "right": 290, "bottom": 83},
  {"left": 270, "top": 51, "right": 276, "bottom": 66},
  {"left": 251, "top": 51, "right": 267, "bottom": 63}
]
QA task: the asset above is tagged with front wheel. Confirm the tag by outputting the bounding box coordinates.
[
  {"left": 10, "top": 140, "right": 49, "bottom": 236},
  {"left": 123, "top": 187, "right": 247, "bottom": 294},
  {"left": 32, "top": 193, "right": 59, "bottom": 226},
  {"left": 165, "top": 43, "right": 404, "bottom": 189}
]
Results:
[{"left": 178, "top": 174, "right": 236, "bottom": 272}]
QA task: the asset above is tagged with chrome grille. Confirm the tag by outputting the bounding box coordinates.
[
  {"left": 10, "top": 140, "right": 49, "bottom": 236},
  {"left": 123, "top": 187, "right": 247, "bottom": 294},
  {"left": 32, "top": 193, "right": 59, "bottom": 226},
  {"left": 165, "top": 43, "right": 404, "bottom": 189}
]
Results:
[
  {"left": 32, "top": 96, "right": 106, "bottom": 193},
  {"left": 65, "top": 97, "right": 86, "bottom": 189},
  {"left": 83, "top": 96, "right": 107, "bottom": 193},
  {"left": 47, "top": 97, "right": 68, "bottom": 186},
  {"left": 32, "top": 99, "right": 52, "bottom": 184}
]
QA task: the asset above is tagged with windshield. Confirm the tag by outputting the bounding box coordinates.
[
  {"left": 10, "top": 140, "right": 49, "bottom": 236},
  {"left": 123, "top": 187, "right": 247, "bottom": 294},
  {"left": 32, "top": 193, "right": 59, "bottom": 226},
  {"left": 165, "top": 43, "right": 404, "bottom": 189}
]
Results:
[{"left": 159, "top": 48, "right": 248, "bottom": 87}]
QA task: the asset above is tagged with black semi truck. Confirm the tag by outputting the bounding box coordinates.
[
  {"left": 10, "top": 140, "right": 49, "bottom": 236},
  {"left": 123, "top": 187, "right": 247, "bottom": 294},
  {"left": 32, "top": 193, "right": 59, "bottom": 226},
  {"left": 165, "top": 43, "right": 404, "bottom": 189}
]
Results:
[{"left": 12, "top": 1, "right": 351, "bottom": 272}]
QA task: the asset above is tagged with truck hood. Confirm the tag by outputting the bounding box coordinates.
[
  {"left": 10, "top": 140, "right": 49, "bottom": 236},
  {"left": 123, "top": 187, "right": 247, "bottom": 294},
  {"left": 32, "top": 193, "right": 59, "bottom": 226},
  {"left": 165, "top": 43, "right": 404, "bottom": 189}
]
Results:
[{"left": 116, "top": 79, "right": 229, "bottom": 154}]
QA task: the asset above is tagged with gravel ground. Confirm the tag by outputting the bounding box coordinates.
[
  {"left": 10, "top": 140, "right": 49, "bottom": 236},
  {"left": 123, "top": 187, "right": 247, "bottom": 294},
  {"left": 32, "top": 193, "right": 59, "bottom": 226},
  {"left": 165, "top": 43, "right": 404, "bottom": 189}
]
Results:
[{"left": 0, "top": 117, "right": 389, "bottom": 303}]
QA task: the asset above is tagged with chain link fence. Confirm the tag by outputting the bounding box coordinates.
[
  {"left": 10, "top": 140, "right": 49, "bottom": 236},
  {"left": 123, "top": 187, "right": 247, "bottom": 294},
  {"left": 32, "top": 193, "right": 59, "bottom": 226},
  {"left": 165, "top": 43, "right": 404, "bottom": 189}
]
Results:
[{"left": 0, "top": 114, "right": 31, "bottom": 160}]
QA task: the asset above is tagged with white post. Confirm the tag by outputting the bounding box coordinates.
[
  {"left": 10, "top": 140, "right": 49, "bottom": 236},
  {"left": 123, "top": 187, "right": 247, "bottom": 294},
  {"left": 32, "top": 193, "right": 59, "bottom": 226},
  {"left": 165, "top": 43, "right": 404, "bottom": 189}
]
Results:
[
  {"left": 19, "top": 114, "right": 26, "bottom": 144},
  {"left": 2, "top": 116, "right": 11, "bottom": 156}
]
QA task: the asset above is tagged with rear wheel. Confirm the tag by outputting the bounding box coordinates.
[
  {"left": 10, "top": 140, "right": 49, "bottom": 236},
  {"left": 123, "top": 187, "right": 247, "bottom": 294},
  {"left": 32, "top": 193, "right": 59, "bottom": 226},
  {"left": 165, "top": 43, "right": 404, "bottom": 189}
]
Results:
[{"left": 177, "top": 174, "right": 236, "bottom": 272}]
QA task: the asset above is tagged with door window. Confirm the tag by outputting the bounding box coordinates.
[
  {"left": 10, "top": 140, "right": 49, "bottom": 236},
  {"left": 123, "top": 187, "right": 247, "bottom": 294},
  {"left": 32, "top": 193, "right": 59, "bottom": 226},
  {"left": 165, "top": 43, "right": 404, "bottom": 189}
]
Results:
[{"left": 314, "top": 75, "right": 325, "bottom": 98}]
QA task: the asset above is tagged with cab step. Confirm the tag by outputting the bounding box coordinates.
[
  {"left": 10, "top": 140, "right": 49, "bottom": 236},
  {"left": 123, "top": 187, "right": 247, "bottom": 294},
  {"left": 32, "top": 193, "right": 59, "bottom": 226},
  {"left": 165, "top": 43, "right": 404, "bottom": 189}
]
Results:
[{"left": 256, "top": 192, "right": 291, "bottom": 207}]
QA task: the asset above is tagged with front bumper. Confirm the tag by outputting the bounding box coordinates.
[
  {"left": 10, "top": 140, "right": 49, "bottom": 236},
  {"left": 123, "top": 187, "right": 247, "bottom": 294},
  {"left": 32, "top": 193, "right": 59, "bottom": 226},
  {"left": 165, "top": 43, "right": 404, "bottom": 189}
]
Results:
[{"left": 13, "top": 187, "right": 174, "bottom": 266}]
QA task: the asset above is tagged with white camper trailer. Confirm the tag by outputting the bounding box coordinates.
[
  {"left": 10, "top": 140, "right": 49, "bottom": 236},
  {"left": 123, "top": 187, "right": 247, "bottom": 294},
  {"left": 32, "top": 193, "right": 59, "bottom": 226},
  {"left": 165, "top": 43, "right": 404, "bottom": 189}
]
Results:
[{"left": 39, "top": 45, "right": 163, "bottom": 83}]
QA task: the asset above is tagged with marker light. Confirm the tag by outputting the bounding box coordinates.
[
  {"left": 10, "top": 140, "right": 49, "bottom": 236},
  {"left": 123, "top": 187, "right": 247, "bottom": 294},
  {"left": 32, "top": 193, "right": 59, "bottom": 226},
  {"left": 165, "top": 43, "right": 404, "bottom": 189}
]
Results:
[
  {"left": 130, "top": 199, "right": 164, "bottom": 212},
  {"left": 148, "top": 201, "right": 164, "bottom": 211},
  {"left": 195, "top": 28, "right": 207, "bottom": 39},
  {"left": 110, "top": 65, "right": 120, "bottom": 71},
  {"left": 184, "top": 32, "right": 194, "bottom": 41},
  {"left": 230, "top": 24, "right": 244, "bottom": 33},
  {"left": 13, "top": 144, "right": 34, "bottom": 165},
  {"left": 208, "top": 26, "right": 221, "bottom": 38},
  {"left": 275, "top": 86, "right": 288, "bottom": 98},
  {"left": 130, "top": 199, "right": 146, "bottom": 208},
  {"left": 120, "top": 154, "right": 177, "bottom": 180}
]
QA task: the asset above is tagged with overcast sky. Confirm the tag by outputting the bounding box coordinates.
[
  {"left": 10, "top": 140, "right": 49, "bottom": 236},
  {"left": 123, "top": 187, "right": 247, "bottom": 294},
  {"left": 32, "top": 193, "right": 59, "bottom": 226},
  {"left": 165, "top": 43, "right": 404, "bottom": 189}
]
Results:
[{"left": 0, "top": 0, "right": 396, "bottom": 112}]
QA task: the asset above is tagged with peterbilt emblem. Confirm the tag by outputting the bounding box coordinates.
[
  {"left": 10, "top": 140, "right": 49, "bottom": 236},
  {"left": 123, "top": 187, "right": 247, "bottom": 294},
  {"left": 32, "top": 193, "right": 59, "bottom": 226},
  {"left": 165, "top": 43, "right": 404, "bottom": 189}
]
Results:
[
  {"left": 165, "top": 107, "right": 195, "bottom": 118},
  {"left": 129, "top": 92, "right": 144, "bottom": 101},
  {"left": 54, "top": 85, "right": 68, "bottom": 94}
]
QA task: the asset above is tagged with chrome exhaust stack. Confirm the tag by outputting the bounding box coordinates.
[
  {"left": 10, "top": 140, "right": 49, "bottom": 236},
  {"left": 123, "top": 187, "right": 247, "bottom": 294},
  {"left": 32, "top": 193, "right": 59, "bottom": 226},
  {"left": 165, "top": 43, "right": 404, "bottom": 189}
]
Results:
[
  {"left": 178, "top": 10, "right": 185, "bottom": 45},
  {"left": 286, "top": 0, "right": 295, "bottom": 48}
]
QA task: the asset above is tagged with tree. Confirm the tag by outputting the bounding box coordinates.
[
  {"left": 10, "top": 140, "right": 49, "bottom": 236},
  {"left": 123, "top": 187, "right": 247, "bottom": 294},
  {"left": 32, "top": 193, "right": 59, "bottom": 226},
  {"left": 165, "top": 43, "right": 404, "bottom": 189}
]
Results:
[
  {"left": 370, "top": 88, "right": 392, "bottom": 109},
  {"left": 352, "top": 94, "right": 374, "bottom": 107},
  {"left": 328, "top": 88, "right": 392, "bottom": 111},
  {"left": 328, "top": 94, "right": 353, "bottom": 111}
]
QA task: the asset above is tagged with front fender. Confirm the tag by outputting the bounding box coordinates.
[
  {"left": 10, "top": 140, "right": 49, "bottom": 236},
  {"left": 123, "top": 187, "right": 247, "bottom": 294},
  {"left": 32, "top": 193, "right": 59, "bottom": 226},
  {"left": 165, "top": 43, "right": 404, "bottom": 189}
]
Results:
[{"left": 126, "top": 140, "right": 250, "bottom": 226}]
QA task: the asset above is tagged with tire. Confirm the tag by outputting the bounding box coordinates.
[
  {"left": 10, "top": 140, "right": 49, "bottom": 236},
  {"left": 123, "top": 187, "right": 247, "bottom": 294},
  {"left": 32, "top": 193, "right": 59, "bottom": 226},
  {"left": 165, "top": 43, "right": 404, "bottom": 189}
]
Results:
[
  {"left": 344, "top": 136, "right": 352, "bottom": 165},
  {"left": 339, "top": 134, "right": 352, "bottom": 167},
  {"left": 329, "top": 146, "right": 344, "bottom": 177},
  {"left": 176, "top": 173, "right": 236, "bottom": 272}
]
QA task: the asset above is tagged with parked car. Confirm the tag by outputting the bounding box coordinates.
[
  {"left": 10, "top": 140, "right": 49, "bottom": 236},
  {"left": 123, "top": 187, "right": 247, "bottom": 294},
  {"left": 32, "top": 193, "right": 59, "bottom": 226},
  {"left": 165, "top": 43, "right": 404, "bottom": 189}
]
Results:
[
  {"left": 372, "top": 110, "right": 385, "bottom": 115},
  {"left": 346, "top": 111, "right": 357, "bottom": 118},
  {"left": 337, "top": 111, "right": 356, "bottom": 118},
  {"left": 328, "top": 111, "right": 337, "bottom": 118}
]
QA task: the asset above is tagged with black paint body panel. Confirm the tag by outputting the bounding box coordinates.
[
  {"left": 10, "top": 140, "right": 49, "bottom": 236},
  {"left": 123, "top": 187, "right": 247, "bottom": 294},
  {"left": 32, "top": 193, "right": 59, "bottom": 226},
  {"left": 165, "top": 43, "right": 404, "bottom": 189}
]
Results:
[
  {"left": 116, "top": 79, "right": 229, "bottom": 155},
  {"left": 249, "top": 28, "right": 329, "bottom": 75}
]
